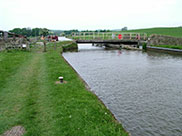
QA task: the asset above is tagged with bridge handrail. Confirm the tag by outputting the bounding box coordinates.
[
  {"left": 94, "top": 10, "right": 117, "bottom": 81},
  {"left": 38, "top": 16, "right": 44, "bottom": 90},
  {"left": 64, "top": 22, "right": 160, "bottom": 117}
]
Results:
[{"left": 68, "top": 32, "right": 148, "bottom": 41}]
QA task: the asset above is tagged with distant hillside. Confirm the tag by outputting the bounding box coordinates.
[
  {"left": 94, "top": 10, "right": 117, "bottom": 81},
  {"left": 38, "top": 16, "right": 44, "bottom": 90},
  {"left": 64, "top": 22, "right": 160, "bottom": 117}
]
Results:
[
  {"left": 51, "top": 27, "right": 182, "bottom": 37},
  {"left": 125, "top": 27, "right": 182, "bottom": 37},
  {"left": 51, "top": 30, "right": 64, "bottom": 35}
]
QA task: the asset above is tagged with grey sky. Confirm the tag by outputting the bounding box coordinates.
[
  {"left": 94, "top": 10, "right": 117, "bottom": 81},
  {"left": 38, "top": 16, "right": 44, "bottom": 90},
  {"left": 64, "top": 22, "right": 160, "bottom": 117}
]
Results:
[{"left": 1, "top": 0, "right": 182, "bottom": 31}]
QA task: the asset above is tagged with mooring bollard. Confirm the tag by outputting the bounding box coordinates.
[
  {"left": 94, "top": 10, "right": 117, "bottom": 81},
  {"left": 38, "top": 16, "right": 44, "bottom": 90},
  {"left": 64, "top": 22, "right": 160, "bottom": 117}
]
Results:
[
  {"left": 22, "top": 44, "right": 26, "bottom": 49},
  {"left": 58, "top": 76, "right": 63, "bottom": 83}
]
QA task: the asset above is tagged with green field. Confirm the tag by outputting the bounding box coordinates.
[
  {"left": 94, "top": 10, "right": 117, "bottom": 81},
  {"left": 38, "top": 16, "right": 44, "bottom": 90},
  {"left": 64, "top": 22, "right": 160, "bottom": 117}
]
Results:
[
  {"left": 125, "top": 27, "right": 182, "bottom": 37},
  {"left": 0, "top": 43, "right": 129, "bottom": 136},
  {"left": 69, "top": 27, "right": 182, "bottom": 41}
]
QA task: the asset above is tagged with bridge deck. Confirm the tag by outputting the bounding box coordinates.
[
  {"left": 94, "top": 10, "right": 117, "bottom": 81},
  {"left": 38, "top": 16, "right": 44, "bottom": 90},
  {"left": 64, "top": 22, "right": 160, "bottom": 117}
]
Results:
[{"left": 75, "top": 39, "right": 139, "bottom": 44}]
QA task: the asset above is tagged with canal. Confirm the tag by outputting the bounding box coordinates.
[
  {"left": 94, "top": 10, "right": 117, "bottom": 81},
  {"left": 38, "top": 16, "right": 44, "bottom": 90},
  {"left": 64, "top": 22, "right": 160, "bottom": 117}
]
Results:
[{"left": 63, "top": 44, "right": 182, "bottom": 136}]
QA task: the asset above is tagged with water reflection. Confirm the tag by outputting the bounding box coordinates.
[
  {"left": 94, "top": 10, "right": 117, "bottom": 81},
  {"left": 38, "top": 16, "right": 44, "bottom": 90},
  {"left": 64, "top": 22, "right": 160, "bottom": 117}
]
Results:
[{"left": 63, "top": 44, "right": 182, "bottom": 136}]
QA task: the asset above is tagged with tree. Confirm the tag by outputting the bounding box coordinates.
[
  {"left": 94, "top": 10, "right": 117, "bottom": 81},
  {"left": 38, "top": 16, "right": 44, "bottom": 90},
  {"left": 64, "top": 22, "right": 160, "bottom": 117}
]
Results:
[
  {"left": 32, "top": 28, "right": 40, "bottom": 36},
  {"left": 9, "top": 28, "right": 50, "bottom": 37},
  {"left": 9, "top": 28, "right": 22, "bottom": 35},
  {"left": 121, "top": 27, "right": 128, "bottom": 31},
  {"left": 64, "top": 29, "right": 79, "bottom": 35},
  {"left": 39, "top": 28, "right": 49, "bottom": 37}
]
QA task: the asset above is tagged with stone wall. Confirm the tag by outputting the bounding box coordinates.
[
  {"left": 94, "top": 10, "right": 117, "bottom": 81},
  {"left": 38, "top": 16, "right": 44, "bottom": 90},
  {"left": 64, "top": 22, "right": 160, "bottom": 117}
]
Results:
[
  {"left": 29, "top": 37, "right": 40, "bottom": 44},
  {"left": 0, "top": 37, "right": 40, "bottom": 51},
  {"left": 0, "top": 37, "right": 28, "bottom": 51},
  {"left": 149, "top": 34, "right": 182, "bottom": 46},
  {"left": 0, "top": 39, "right": 5, "bottom": 51}
]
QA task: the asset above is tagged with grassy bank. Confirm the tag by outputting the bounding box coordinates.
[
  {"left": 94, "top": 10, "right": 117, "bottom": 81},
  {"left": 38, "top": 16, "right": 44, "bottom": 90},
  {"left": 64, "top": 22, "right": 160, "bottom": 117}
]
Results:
[
  {"left": 0, "top": 43, "right": 129, "bottom": 136},
  {"left": 62, "top": 42, "right": 78, "bottom": 52},
  {"left": 151, "top": 45, "right": 182, "bottom": 50}
]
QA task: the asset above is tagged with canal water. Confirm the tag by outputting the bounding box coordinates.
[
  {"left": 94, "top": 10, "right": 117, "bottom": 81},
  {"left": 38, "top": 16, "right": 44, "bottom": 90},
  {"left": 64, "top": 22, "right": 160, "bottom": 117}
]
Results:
[{"left": 63, "top": 44, "right": 182, "bottom": 136}]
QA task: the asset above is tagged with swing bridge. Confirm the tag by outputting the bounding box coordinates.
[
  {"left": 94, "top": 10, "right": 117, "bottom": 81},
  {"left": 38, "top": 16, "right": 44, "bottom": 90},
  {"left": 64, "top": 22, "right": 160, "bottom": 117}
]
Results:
[{"left": 67, "top": 32, "right": 148, "bottom": 45}]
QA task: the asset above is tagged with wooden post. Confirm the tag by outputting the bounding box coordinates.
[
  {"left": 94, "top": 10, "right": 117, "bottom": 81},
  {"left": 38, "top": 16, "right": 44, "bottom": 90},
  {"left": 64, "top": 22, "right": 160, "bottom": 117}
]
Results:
[
  {"left": 20, "top": 38, "right": 23, "bottom": 49},
  {"left": 26, "top": 39, "right": 30, "bottom": 51},
  {"left": 43, "top": 40, "right": 46, "bottom": 52},
  {"left": 27, "top": 42, "right": 30, "bottom": 51}
]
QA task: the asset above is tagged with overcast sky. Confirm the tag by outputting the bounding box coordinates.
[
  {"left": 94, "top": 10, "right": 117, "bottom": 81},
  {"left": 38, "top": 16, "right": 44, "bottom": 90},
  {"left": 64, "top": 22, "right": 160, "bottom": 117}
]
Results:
[{"left": 0, "top": 0, "right": 182, "bottom": 31}]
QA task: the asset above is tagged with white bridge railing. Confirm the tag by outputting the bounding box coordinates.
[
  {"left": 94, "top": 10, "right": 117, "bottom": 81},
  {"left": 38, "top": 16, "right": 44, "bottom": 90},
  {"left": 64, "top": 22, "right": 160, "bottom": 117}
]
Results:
[{"left": 68, "top": 32, "right": 147, "bottom": 41}]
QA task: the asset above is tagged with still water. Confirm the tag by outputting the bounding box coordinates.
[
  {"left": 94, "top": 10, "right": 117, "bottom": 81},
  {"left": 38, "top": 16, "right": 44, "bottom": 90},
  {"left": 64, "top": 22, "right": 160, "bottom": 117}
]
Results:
[{"left": 63, "top": 44, "right": 182, "bottom": 136}]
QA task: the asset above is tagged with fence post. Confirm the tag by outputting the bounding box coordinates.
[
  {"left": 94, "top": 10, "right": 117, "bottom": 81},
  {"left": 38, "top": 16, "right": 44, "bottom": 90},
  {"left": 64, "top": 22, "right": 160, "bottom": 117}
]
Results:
[
  {"left": 138, "top": 33, "right": 141, "bottom": 40},
  {"left": 144, "top": 33, "right": 146, "bottom": 40},
  {"left": 43, "top": 40, "right": 46, "bottom": 52},
  {"left": 20, "top": 38, "right": 23, "bottom": 49},
  {"left": 130, "top": 33, "right": 132, "bottom": 40}
]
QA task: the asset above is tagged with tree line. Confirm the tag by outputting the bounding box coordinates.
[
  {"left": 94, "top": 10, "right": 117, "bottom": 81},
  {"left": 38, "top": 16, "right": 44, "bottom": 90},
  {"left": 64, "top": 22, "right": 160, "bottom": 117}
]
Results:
[
  {"left": 9, "top": 27, "right": 128, "bottom": 37},
  {"left": 9, "top": 28, "right": 50, "bottom": 37}
]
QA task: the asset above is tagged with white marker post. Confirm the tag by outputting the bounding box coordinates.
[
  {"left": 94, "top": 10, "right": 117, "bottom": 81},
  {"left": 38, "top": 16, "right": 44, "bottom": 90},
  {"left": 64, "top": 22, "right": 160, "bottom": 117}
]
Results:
[{"left": 59, "top": 76, "right": 63, "bottom": 83}]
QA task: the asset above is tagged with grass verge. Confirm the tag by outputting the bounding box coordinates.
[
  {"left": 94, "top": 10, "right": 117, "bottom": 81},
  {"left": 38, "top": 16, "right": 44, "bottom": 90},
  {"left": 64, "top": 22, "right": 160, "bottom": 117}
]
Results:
[
  {"left": 0, "top": 43, "right": 129, "bottom": 136},
  {"left": 151, "top": 45, "right": 182, "bottom": 50},
  {"left": 62, "top": 42, "right": 78, "bottom": 52}
]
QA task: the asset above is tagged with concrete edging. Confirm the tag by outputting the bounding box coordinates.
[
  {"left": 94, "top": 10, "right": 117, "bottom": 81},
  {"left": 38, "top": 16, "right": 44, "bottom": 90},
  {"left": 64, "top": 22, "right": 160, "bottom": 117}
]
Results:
[{"left": 147, "top": 46, "right": 182, "bottom": 53}]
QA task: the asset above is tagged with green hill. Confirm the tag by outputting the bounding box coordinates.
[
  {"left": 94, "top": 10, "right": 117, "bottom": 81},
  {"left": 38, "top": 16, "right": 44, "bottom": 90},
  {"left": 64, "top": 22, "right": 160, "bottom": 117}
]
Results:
[{"left": 125, "top": 27, "right": 182, "bottom": 37}]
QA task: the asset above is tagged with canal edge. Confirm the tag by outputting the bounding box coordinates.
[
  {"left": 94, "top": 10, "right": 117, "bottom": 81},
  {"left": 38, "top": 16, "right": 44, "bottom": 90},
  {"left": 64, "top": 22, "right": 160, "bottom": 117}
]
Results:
[{"left": 60, "top": 53, "right": 131, "bottom": 136}]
